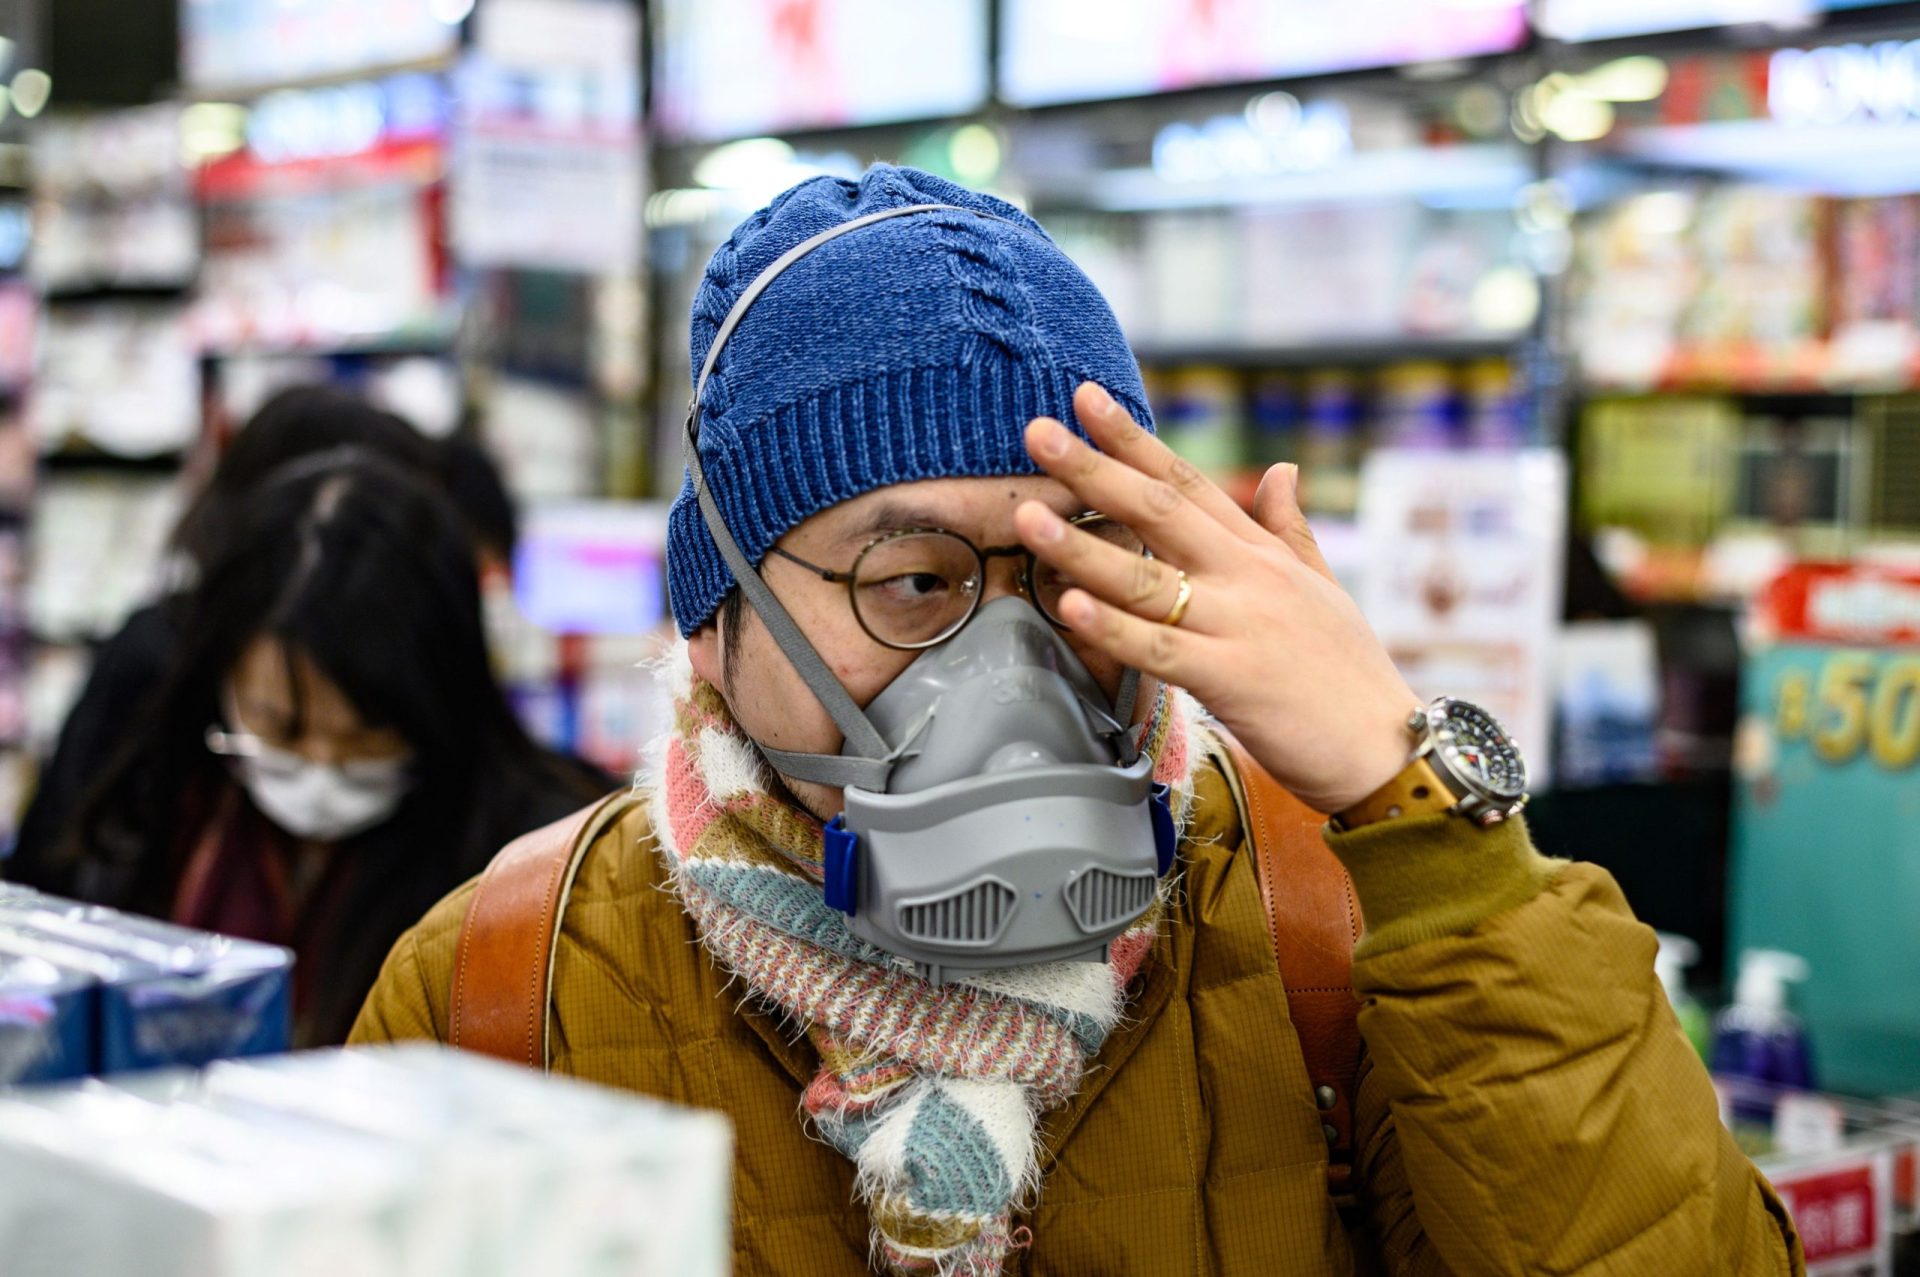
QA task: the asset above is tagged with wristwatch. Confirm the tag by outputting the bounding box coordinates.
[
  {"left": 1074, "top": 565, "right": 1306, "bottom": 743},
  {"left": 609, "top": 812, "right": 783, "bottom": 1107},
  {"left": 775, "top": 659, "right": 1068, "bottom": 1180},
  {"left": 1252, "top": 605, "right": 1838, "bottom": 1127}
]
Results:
[{"left": 1332, "top": 698, "right": 1530, "bottom": 832}]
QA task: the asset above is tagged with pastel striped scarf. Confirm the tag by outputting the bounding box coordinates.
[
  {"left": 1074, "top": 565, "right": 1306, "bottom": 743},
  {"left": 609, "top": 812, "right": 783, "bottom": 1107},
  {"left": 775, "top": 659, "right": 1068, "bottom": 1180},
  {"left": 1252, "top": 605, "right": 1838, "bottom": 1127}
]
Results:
[{"left": 647, "top": 646, "right": 1200, "bottom": 1276}]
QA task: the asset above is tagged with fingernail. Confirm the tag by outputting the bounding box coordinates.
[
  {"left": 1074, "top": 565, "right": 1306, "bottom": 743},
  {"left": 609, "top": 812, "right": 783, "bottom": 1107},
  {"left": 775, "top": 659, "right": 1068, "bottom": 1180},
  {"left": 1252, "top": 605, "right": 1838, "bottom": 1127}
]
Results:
[
  {"left": 1033, "top": 418, "right": 1072, "bottom": 459},
  {"left": 1085, "top": 382, "right": 1115, "bottom": 413}
]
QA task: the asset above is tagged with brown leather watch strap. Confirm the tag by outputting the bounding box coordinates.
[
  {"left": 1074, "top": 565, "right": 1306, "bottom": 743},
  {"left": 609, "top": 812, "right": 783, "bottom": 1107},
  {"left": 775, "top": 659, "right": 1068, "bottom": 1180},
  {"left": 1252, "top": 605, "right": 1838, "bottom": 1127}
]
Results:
[
  {"left": 449, "top": 791, "right": 629, "bottom": 1068},
  {"left": 1216, "top": 731, "right": 1365, "bottom": 1207},
  {"left": 1332, "top": 753, "right": 1455, "bottom": 832}
]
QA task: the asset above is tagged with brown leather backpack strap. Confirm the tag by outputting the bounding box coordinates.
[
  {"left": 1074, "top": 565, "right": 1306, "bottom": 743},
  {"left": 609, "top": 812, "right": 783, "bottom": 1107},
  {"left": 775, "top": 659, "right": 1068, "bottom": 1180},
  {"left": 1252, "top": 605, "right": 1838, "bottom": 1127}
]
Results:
[
  {"left": 1215, "top": 731, "right": 1366, "bottom": 1207},
  {"left": 449, "top": 791, "right": 631, "bottom": 1068}
]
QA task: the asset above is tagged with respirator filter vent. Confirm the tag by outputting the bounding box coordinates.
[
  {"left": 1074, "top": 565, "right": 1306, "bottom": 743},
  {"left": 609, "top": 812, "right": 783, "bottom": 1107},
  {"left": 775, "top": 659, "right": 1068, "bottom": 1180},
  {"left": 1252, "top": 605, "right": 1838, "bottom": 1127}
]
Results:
[
  {"left": 1064, "top": 867, "right": 1157, "bottom": 935},
  {"left": 898, "top": 879, "right": 1018, "bottom": 947}
]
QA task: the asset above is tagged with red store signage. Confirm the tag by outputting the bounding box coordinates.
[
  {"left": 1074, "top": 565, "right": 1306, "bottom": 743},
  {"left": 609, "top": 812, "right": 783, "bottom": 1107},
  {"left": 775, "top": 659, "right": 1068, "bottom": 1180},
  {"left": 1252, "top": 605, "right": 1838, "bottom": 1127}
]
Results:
[
  {"left": 1776, "top": 1163, "right": 1880, "bottom": 1264},
  {"left": 1758, "top": 563, "right": 1920, "bottom": 646}
]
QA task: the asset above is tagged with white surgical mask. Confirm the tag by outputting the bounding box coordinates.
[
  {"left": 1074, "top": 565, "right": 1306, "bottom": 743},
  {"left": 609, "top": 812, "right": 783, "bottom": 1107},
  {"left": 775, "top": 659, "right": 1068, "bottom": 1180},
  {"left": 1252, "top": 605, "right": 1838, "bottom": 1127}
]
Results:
[{"left": 210, "top": 730, "right": 414, "bottom": 843}]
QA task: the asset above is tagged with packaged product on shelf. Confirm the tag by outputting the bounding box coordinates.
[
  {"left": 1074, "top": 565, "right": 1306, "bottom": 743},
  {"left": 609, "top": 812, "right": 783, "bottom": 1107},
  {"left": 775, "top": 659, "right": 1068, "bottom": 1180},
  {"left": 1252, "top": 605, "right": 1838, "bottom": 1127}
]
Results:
[
  {"left": 30, "top": 305, "right": 201, "bottom": 456},
  {"left": 0, "top": 1080, "right": 440, "bottom": 1277},
  {"left": 1577, "top": 397, "right": 1740, "bottom": 552},
  {"left": 1571, "top": 190, "right": 1700, "bottom": 388},
  {"left": 1239, "top": 202, "right": 1419, "bottom": 344},
  {"left": 0, "top": 949, "right": 95, "bottom": 1085},
  {"left": 24, "top": 477, "right": 183, "bottom": 643},
  {"left": 227, "top": 1047, "right": 732, "bottom": 1276},
  {"left": 1153, "top": 365, "right": 1245, "bottom": 476},
  {"left": 1829, "top": 195, "right": 1920, "bottom": 383},
  {"left": 1713, "top": 948, "right": 1816, "bottom": 1127},
  {"left": 1372, "top": 361, "right": 1458, "bottom": 449},
  {"left": 0, "top": 896, "right": 292, "bottom": 1073},
  {"left": 1143, "top": 211, "right": 1239, "bottom": 345},
  {"left": 1247, "top": 372, "right": 1298, "bottom": 469},
  {"left": 1654, "top": 931, "right": 1711, "bottom": 1062},
  {"left": 29, "top": 105, "right": 198, "bottom": 292},
  {"left": 0, "top": 281, "right": 36, "bottom": 396},
  {"left": 1461, "top": 357, "right": 1527, "bottom": 449},
  {"left": 0, "top": 1044, "right": 733, "bottom": 1277},
  {"left": 1553, "top": 618, "right": 1660, "bottom": 787},
  {"left": 1357, "top": 448, "right": 1567, "bottom": 785},
  {"left": 1298, "top": 369, "right": 1365, "bottom": 516},
  {"left": 1400, "top": 209, "right": 1513, "bottom": 337},
  {"left": 1684, "top": 187, "right": 1826, "bottom": 358}
]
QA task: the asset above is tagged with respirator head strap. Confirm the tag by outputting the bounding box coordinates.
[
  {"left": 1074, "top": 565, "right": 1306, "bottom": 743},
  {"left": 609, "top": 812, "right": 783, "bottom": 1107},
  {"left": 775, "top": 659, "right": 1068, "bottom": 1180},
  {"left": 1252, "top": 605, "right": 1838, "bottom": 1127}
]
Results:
[
  {"left": 684, "top": 405, "right": 894, "bottom": 769},
  {"left": 686, "top": 204, "right": 1018, "bottom": 787},
  {"left": 755, "top": 743, "right": 893, "bottom": 792},
  {"left": 1113, "top": 666, "right": 1142, "bottom": 759}
]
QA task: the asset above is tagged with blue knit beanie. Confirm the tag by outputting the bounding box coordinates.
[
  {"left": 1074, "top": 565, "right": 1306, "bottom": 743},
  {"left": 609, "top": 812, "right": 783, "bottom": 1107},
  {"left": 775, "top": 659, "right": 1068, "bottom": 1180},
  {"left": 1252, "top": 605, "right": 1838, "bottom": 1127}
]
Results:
[{"left": 666, "top": 163, "right": 1154, "bottom": 636}]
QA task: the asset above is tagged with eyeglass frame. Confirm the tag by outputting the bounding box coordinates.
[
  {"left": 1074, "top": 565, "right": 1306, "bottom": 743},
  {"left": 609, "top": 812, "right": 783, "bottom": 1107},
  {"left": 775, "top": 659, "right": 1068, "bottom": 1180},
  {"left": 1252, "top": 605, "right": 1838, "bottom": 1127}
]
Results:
[{"left": 765, "top": 512, "right": 1142, "bottom": 651}]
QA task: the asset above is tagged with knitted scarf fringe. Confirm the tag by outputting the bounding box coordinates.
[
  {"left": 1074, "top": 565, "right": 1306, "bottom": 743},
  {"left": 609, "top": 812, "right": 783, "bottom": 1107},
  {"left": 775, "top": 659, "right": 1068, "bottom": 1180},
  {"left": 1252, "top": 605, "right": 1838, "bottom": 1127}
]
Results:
[{"left": 644, "top": 644, "right": 1202, "bottom": 1277}]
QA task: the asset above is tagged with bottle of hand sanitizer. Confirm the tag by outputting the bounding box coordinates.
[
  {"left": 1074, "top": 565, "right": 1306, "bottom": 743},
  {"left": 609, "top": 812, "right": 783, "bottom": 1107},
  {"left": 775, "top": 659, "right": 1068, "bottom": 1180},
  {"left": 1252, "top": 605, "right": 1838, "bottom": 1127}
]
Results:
[
  {"left": 1711, "top": 949, "right": 1815, "bottom": 1092},
  {"left": 1655, "top": 932, "right": 1711, "bottom": 1061}
]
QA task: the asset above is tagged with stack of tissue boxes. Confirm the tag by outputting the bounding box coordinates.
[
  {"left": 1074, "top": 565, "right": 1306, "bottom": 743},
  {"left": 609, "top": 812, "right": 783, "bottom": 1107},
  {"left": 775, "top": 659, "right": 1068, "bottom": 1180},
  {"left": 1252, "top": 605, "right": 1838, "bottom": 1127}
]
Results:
[
  {"left": 0, "top": 1044, "right": 733, "bottom": 1277},
  {"left": 0, "top": 888, "right": 292, "bottom": 1083}
]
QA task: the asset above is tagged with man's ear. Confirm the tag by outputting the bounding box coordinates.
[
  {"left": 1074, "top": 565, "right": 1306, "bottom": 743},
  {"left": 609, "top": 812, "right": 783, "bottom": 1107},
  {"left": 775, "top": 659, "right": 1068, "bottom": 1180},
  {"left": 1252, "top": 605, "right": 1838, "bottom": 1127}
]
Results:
[{"left": 687, "top": 619, "right": 723, "bottom": 691}]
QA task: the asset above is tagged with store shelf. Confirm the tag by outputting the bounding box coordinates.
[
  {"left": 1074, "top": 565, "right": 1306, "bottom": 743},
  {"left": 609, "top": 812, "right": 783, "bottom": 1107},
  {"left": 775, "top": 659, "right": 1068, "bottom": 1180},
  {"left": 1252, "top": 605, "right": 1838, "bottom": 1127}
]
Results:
[
  {"left": 40, "top": 449, "right": 188, "bottom": 475},
  {"left": 1580, "top": 341, "right": 1920, "bottom": 399},
  {"left": 184, "top": 53, "right": 458, "bottom": 102},
  {"left": 1133, "top": 336, "right": 1524, "bottom": 368},
  {"left": 198, "top": 328, "right": 461, "bottom": 361},
  {"left": 1042, "top": 144, "right": 1534, "bottom": 214},
  {"left": 42, "top": 283, "right": 195, "bottom": 306}
]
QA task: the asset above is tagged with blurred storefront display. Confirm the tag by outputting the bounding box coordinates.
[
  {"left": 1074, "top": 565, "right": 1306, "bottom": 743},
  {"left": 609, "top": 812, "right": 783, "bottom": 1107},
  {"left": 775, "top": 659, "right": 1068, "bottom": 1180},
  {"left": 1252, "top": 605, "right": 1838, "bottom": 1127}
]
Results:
[{"left": 0, "top": 12, "right": 1916, "bottom": 1266}]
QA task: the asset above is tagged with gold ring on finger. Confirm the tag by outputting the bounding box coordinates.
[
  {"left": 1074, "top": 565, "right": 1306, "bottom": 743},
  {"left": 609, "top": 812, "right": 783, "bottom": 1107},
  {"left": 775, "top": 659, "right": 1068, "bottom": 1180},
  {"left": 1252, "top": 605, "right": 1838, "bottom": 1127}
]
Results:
[{"left": 1158, "top": 571, "right": 1194, "bottom": 628}]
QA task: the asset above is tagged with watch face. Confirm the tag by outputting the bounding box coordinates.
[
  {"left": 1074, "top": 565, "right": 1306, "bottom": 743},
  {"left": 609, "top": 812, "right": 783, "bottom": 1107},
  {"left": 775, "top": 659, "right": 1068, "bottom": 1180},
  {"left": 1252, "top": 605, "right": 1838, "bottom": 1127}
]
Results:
[{"left": 1433, "top": 700, "right": 1527, "bottom": 801}]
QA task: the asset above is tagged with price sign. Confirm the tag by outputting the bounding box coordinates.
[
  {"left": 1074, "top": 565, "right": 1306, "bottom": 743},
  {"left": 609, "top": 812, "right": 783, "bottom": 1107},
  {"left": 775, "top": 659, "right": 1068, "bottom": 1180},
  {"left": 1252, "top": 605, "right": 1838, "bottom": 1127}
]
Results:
[{"left": 1770, "top": 1149, "right": 1894, "bottom": 1274}]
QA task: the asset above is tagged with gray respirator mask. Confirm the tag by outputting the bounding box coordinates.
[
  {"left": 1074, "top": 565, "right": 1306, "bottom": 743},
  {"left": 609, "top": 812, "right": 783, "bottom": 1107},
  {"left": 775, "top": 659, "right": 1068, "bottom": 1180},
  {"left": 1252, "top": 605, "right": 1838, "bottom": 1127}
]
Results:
[{"left": 685, "top": 204, "right": 1176, "bottom": 986}]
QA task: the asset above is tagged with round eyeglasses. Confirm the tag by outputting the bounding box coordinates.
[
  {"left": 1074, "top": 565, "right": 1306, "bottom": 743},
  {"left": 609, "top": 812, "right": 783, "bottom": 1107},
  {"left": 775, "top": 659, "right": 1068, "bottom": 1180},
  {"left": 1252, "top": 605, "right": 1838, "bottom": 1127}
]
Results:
[{"left": 767, "top": 513, "right": 1147, "bottom": 651}]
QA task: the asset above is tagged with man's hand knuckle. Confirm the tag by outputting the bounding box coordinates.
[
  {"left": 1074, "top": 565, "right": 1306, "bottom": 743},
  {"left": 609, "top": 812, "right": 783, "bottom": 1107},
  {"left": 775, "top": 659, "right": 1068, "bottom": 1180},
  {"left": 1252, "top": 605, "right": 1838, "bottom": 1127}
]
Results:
[
  {"left": 1143, "top": 480, "right": 1182, "bottom": 516},
  {"left": 1167, "top": 456, "right": 1205, "bottom": 492},
  {"left": 1148, "top": 626, "right": 1180, "bottom": 667},
  {"left": 1125, "top": 559, "right": 1162, "bottom": 607}
]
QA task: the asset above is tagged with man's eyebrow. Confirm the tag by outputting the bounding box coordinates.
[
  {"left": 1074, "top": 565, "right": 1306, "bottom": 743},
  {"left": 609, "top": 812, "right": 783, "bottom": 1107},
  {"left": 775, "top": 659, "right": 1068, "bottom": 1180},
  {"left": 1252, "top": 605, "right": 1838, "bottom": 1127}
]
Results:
[
  {"left": 834, "top": 500, "right": 1093, "bottom": 546},
  {"left": 834, "top": 502, "right": 954, "bottom": 544}
]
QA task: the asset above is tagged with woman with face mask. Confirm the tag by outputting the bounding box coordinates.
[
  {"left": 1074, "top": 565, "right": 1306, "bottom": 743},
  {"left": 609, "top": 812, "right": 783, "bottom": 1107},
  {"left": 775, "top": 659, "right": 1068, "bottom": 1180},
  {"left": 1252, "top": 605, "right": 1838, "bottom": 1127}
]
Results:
[{"left": 39, "top": 449, "right": 606, "bottom": 1044}]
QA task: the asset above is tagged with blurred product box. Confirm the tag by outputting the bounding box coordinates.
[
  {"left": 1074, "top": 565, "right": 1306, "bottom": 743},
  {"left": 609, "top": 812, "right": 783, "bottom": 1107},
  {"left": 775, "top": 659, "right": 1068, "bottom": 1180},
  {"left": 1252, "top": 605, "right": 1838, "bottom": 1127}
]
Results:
[
  {"left": 0, "top": 893, "right": 291, "bottom": 1080},
  {"left": 0, "top": 948, "right": 95, "bottom": 1085},
  {"left": 0, "top": 1044, "right": 733, "bottom": 1277}
]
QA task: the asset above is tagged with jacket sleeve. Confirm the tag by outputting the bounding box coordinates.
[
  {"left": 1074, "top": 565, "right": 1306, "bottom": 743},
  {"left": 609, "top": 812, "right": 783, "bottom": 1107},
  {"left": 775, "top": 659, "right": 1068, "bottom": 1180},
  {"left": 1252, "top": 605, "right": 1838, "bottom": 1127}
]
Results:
[
  {"left": 1332, "top": 814, "right": 1803, "bottom": 1277},
  {"left": 346, "top": 879, "right": 474, "bottom": 1046}
]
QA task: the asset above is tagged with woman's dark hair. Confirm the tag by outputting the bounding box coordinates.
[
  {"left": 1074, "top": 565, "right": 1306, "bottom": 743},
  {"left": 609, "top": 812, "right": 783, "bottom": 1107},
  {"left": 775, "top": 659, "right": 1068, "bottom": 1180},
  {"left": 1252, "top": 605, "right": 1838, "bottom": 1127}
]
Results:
[
  {"left": 170, "top": 384, "right": 438, "bottom": 573},
  {"left": 72, "top": 450, "right": 593, "bottom": 1041},
  {"left": 439, "top": 434, "right": 520, "bottom": 565}
]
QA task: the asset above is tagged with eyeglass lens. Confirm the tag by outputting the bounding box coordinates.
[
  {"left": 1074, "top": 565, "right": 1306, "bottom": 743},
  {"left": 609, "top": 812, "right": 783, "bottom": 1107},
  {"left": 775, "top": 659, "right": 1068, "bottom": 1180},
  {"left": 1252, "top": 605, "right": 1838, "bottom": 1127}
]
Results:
[{"left": 848, "top": 518, "right": 1146, "bottom": 649}]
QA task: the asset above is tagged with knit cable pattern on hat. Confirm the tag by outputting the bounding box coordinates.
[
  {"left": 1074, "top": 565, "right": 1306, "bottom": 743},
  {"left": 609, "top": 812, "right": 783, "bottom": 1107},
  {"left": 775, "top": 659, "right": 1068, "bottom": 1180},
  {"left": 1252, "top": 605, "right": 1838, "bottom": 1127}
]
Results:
[
  {"left": 667, "top": 164, "right": 1155, "bottom": 637},
  {"left": 645, "top": 645, "right": 1201, "bottom": 1276}
]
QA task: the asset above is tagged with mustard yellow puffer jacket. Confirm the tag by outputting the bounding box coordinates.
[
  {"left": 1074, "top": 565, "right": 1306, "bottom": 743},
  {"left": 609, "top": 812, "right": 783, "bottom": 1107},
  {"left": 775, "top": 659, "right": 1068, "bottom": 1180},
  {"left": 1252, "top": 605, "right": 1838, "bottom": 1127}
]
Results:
[{"left": 351, "top": 746, "right": 1802, "bottom": 1276}]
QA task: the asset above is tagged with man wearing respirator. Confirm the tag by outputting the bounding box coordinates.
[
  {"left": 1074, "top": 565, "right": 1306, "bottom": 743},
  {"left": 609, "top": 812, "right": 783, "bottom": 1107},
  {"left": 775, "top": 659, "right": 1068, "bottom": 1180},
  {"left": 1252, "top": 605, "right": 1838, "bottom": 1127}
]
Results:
[{"left": 354, "top": 166, "right": 1802, "bottom": 1277}]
